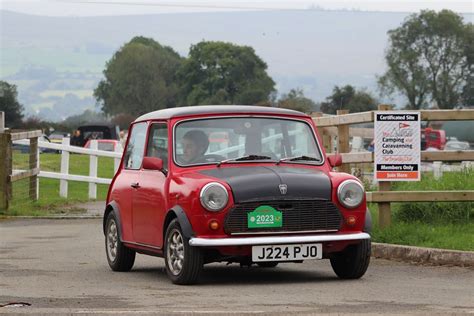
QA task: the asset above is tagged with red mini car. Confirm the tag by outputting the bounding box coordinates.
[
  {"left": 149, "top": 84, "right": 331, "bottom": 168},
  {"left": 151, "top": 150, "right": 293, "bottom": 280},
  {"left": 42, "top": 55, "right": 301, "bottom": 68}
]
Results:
[{"left": 104, "top": 105, "right": 371, "bottom": 284}]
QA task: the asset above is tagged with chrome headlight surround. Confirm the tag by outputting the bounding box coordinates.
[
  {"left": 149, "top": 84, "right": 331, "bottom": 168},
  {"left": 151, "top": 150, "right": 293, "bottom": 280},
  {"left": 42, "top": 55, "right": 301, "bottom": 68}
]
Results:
[
  {"left": 337, "top": 180, "right": 365, "bottom": 209},
  {"left": 200, "top": 182, "right": 229, "bottom": 212}
]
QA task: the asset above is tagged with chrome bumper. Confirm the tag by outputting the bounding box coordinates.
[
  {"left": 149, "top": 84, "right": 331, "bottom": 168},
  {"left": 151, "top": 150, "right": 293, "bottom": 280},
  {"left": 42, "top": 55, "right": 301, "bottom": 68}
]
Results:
[{"left": 189, "top": 232, "right": 370, "bottom": 247}]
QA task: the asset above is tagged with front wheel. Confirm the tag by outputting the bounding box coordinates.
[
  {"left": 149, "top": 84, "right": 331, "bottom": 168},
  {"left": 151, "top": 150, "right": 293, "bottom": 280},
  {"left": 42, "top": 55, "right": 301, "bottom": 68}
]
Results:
[
  {"left": 105, "top": 212, "right": 135, "bottom": 271},
  {"left": 330, "top": 239, "right": 371, "bottom": 279},
  {"left": 164, "top": 219, "right": 203, "bottom": 285}
]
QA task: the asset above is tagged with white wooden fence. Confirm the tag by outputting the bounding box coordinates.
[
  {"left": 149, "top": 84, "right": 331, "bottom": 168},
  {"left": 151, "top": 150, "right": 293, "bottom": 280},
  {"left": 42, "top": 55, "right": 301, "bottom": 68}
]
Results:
[{"left": 12, "top": 138, "right": 122, "bottom": 199}]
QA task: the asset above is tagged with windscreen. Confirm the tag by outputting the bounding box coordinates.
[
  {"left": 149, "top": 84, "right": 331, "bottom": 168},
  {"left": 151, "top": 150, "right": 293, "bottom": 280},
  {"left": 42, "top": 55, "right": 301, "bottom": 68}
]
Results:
[{"left": 174, "top": 117, "right": 322, "bottom": 166}]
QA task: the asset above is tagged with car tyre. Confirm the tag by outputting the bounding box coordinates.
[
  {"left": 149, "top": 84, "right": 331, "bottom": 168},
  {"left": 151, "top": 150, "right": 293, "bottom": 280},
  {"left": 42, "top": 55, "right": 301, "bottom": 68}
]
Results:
[
  {"left": 257, "top": 262, "right": 279, "bottom": 268},
  {"left": 164, "top": 219, "right": 203, "bottom": 285},
  {"left": 330, "top": 239, "right": 371, "bottom": 279},
  {"left": 105, "top": 212, "right": 136, "bottom": 271}
]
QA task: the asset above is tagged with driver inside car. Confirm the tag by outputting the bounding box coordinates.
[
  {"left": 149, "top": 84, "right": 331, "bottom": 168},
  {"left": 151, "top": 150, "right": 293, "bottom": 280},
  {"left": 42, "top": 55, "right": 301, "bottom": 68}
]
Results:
[{"left": 181, "top": 130, "right": 210, "bottom": 164}]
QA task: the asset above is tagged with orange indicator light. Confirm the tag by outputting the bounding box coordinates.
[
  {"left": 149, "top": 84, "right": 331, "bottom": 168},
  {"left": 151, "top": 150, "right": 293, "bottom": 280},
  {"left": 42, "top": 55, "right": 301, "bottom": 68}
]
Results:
[
  {"left": 346, "top": 216, "right": 357, "bottom": 226},
  {"left": 209, "top": 220, "right": 219, "bottom": 230}
]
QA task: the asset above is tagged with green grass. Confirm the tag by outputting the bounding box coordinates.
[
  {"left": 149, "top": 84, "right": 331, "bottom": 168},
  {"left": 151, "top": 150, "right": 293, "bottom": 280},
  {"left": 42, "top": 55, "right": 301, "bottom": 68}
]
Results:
[
  {"left": 4, "top": 152, "right": 115, "bottom": 216},
  {"left": 391, "top": 170, "right": 474, "bottom": 223},
  {"left": 369, "top": 205, "right": 474, "bottom": 251},
  {"left": 368, "top": 169, "right": 474, "bottom": 251}
]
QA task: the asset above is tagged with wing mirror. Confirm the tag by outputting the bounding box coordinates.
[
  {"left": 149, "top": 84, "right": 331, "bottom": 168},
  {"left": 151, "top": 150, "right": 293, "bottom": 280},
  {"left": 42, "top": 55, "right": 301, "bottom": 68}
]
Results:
[
  {"left": 327, "top": 154, "right": 342, "bottom": 167},
  {"left": 143, "top": 156, "right": 164, "bottom": 171}
]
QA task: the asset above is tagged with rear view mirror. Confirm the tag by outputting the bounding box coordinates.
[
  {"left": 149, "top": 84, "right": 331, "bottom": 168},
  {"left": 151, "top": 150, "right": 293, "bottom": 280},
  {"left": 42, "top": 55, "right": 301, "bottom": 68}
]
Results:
[
  {"left": 142, "top": 156, "right": 164, "bottom": 171},
  {"left": 327, "top": 154, "right": 342, "bottom": 167}
]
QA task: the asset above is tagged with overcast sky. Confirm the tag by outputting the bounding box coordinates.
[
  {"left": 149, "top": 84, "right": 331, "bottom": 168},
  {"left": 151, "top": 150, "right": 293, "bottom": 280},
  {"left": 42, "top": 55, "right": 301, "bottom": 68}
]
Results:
[{"left": 0, "top": 0, "right": 472, "bottom": 16}]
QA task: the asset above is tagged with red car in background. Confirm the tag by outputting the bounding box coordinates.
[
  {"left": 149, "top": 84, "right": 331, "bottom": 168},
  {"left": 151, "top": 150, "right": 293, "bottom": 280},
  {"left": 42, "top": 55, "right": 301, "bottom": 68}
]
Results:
[
  {"left": 84, "top": 139, "right": 122, "bottom": 152},
  {"left": 103, "top": 106, "right": 371, "bottom": 284}
]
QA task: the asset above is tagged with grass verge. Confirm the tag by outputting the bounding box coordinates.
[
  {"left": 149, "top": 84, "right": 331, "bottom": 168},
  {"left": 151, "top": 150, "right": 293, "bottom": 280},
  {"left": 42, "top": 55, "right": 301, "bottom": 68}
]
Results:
[{"left": 369, "top": 205, "right": 474, "bottom": 251}]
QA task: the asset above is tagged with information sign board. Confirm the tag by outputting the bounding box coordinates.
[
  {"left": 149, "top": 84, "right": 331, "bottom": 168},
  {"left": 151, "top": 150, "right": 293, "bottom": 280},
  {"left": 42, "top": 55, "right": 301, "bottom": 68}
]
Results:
[{"left": 374, "top": 112, "right": 421, "bottom": 181}]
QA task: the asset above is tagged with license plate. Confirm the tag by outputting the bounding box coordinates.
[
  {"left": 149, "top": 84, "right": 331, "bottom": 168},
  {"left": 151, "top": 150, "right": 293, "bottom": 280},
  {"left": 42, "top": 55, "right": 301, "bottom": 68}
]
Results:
[{"left": 252, "top": 243, "right": 323, "bottom": 262}]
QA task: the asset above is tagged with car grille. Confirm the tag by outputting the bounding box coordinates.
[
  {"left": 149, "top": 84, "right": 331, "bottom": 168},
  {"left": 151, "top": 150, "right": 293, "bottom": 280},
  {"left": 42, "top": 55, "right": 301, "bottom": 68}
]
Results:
[{"left": 224, "top": 199, "right": 342, "bottom": 235}]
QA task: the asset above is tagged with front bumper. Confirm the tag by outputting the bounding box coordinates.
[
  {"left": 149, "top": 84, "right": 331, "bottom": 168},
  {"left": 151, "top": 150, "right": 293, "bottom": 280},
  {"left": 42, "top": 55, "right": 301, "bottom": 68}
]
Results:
[{"left": 189, "top": 232, "right": 370, "bottom": 247}]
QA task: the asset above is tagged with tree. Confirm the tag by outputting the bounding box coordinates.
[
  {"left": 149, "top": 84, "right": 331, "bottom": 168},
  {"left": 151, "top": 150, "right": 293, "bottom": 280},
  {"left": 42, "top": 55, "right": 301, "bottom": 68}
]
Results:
[
  {"left": 379, "top": 10, "right": 472, "bottom": 109},
  {"left": 277, "top": 88, "right": 317, "bottom": 113},
  {"left": 320, "top": 85, "right": 378, "bottom": 114},
  {"left": 178, "top": 41, "right": 275, "bottom": 105},
  {"left": 0, "top": 81, "right": 24, "bottom": 128},
  {"left": 94, "top": 36, "right": 183, "bottom": 116},
  {"left": 461, "top": 24, "right": 474, "bottom": 106}
]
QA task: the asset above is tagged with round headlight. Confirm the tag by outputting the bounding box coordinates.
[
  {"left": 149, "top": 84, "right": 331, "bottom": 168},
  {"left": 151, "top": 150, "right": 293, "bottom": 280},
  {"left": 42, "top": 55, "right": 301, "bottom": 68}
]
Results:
[
  {"left": 200, "top": 182, "right": 228, "bottom": 212},
  {"left": 337, "top": 180, "right": 364, "bottom": 209}
]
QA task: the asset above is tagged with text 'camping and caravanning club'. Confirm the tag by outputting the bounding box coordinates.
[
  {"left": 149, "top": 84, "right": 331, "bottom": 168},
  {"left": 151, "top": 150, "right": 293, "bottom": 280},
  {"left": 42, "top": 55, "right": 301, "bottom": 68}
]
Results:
[{"left": 374, "top": 112, "right": 421, "bottom": 181}]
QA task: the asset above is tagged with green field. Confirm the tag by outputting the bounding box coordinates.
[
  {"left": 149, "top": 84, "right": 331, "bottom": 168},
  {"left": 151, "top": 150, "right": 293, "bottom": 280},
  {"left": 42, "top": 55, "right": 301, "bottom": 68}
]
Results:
[{"left": 5, "top": 152, "right": 115, "bottom": 216}]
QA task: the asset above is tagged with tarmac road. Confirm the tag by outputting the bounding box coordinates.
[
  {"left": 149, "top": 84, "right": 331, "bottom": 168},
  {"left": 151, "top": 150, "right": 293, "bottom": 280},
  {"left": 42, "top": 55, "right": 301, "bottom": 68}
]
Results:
[{"left": 0, "top": 218, "right": 473, "bottom": 315}]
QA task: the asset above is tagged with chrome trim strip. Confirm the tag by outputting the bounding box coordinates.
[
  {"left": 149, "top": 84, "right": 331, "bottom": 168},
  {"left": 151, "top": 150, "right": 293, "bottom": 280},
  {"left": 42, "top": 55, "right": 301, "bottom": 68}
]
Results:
[
  {"left": 230, "top": 229, "right": 338, "bottom": 236},
  {"left": 189, "top": 232, "right": 370, "bottom": 247},
  {"left": 123, "top": 240, "right": 162, "bottom": 250}
]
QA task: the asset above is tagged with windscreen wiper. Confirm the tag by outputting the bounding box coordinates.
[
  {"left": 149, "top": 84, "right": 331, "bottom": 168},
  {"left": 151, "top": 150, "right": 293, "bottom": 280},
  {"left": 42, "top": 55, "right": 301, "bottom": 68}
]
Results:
[
  {"left": 277, "top": 155, "right": 321, "bottom": 164},
  {"left": 217, "top": 155, "right": 273, "bottom": 167}
]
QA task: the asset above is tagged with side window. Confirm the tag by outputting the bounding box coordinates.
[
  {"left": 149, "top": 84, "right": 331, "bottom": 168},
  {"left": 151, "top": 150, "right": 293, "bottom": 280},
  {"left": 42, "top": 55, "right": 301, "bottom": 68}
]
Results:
[
  {"left": 123, "top": 122, "right": 148, "bottom": 170},
  {"left": 146, "top": 123, "right": 169, "bottom": 170}
]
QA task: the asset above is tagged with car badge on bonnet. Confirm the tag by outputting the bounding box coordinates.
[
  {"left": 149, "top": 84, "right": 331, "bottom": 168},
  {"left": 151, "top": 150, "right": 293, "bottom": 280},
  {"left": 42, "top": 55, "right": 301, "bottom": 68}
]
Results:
[{"left": 279, "top": 184, "right": 288, "bottom": 195}]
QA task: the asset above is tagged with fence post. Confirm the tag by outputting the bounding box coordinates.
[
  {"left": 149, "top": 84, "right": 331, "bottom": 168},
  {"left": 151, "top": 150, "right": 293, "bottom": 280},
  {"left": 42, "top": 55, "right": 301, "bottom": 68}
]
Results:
[
  {"left": 0, "top": 112, "right": 5, "bottom": 210},
  {"left": 29, "top": 136, "right": 39, "bottom": 200},
  {"left": 89, "top": 140, "right": 98, "bottom": 199},
  {"left": 0, "top": 111, "right": 4, "bottom": 133},
  {"left": 377, "top": 104, "right": 393, "bottom": 228},
  {"left": 336, "top": 110, "right": 350, "bottom": 173},
  {"left": 60, "top": 137, "right": 70, "bottom": 198},
  {"left": 433, "top": 161, "right": 443, "bottom": 179},
  {"left": 0, "top": 132, "right": 11, "bottom": 211},
  {"left": 114, "top": 143, "right": 122, "bottom": 173}
]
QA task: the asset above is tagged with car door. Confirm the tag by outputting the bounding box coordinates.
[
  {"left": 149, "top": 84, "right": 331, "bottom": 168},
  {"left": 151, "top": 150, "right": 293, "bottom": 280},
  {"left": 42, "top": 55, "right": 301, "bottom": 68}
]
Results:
[
  {"left": 132, "top": 122, "right": 169, "bottom": 247},
  {"left": 115, "top": 121, "right": 148, "bottom": 242}
]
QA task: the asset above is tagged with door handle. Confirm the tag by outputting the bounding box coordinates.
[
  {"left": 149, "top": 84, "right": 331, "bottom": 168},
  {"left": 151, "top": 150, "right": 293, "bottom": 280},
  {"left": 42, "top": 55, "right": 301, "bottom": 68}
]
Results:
[{"left": 131, "top": 182, "right": 140, "bottom": 189}]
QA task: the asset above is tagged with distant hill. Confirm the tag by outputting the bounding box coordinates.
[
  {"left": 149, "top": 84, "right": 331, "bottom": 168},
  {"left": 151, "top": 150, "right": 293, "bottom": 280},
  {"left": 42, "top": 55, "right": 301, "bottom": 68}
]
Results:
[{"left": 1, "top": 9, "right": 472, "bottom": 120}]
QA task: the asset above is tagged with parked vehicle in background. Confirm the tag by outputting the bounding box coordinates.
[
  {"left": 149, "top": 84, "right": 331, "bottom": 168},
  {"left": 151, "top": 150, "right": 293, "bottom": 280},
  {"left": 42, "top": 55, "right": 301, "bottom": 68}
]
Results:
[
  {"left": 444, "top": 139, "right": 470, "bottom": 151},
  {"left": 103, "top": 105, "right": 371, "bottom": 285},
  {"left": 421, "top": 127, "right": 446, "bottom": 150},
  {"left": 84, "top": 139, "right": 122, "bottom": 152},
  {"left": 48, "top": 131, "right": 69, "bottom": 145},
  {"left": 13, "top": 134, "right": 57, "bottom": 153},
  {"left": 75, "top": 124, "right": 120, "bottom": 147}
]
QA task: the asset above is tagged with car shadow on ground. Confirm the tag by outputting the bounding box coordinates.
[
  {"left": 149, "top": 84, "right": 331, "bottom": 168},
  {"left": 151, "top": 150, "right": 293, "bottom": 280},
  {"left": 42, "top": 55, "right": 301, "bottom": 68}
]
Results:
[{"left": 129, "top": 263, "right": 342, "bottom": 286}]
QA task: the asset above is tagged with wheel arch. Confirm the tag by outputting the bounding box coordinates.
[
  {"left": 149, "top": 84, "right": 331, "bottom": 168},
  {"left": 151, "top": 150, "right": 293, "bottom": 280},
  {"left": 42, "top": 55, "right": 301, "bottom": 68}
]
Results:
[
  {"left": 163, "top": 205, "right": 195, "bottom": 241},
  {"left": 103, "top": 201, "right": 123, "bottom": 240},
  {"left": 364, "top": 208, "right": 372, "bottom": 233}
]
